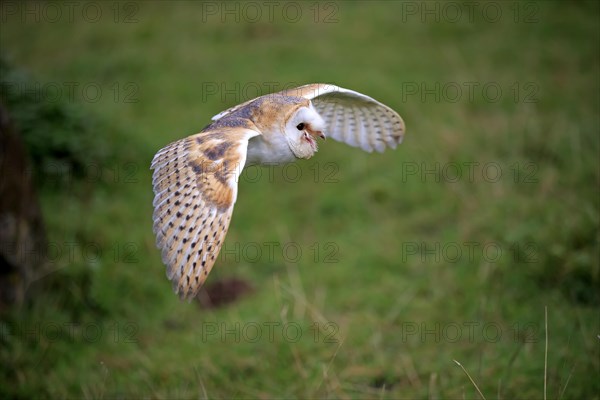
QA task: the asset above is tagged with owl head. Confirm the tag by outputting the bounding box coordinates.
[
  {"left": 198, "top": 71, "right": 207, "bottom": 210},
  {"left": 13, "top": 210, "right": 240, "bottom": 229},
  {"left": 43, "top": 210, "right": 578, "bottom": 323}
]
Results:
[{"left": 283, "top": 101, "right": 326, "bottom": 159}]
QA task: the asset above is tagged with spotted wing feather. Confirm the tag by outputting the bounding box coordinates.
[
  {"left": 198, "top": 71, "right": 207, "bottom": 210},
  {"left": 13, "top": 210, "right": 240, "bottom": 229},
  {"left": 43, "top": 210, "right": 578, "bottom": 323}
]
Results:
[{"left": 151, "top": 127, "right": 259, "bottom": 300}]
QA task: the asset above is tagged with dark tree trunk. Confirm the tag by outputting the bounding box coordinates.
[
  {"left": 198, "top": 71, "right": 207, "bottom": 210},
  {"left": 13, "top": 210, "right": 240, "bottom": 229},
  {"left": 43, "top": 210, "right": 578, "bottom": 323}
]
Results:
[{"left": 0, "top": 102, "right": 46, "bottom": 309}]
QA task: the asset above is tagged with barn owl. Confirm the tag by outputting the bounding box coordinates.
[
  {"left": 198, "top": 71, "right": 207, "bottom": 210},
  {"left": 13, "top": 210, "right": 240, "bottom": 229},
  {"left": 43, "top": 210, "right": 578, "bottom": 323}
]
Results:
[{"left": 151, "top": 83, "right": 405, "bottom": 300}]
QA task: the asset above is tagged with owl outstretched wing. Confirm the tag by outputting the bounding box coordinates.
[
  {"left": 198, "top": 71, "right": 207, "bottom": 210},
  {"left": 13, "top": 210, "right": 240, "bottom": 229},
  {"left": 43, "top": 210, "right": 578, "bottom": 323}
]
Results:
[
  {"left": 151, "top": 126, "right": 260, "bottom": 300},
  {"left": 211, "top": 84, "right": 404, "bottom": 153},
  {"left": 282, "top": 84, "right": 405, "bottom": 153}
]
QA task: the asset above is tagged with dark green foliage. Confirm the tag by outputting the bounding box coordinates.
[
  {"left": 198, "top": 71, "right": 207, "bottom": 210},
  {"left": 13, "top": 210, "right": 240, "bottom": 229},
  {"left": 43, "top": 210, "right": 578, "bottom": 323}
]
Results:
[{"left": 0, "top": 57, "right": 109, "bottom": 185}]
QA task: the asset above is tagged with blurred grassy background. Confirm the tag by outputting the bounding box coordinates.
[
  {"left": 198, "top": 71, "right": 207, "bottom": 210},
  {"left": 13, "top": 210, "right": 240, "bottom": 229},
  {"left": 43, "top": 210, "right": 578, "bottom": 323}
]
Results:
[{"left": 1, "top": 1, "right": 598, "bottom": 398}]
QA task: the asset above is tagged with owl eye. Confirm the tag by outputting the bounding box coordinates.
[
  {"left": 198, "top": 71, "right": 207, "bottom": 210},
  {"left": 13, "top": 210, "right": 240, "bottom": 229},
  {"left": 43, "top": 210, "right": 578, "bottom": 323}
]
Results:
[{"left": 296, "top": 123, "right": 305, "bottom": 131}]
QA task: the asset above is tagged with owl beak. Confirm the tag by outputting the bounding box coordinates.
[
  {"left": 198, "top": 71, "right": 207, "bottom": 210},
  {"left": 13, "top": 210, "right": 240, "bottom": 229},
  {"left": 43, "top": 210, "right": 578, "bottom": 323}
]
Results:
[{"left": 307, "top": 127, "right": 326, "bottom": 140}]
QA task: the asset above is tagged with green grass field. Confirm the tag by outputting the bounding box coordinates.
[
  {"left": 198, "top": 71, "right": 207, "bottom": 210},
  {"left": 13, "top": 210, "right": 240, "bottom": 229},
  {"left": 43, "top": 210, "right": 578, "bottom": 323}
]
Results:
[{"left": 1, "top": 1, "right": 598, "bottom": 398}]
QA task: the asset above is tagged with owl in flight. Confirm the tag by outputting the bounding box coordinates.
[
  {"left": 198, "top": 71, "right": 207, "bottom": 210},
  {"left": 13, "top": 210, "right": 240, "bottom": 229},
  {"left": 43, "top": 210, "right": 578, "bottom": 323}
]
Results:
[{"left": 151, "top": 83, "right": 405, "bottom": 300}]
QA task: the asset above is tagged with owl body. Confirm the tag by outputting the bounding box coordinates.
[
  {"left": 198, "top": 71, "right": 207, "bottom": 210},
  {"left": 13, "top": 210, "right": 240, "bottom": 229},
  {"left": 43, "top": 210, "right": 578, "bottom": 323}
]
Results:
[
  {"left": 151, "top": 83, "right": 405, "bottom": 300},
  {"left": 206, "top": 93, "right": 324, "bottom": 166},
  {"left": 245, "top": 130, "right": 295, "bottom": 166}
]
